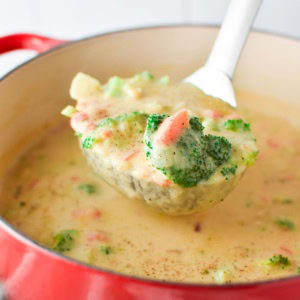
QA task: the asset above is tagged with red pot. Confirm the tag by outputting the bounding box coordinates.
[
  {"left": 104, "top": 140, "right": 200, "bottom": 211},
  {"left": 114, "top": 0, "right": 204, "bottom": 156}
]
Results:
[{"left": 0, "top": 26, "right": 300, "bottom": 300}]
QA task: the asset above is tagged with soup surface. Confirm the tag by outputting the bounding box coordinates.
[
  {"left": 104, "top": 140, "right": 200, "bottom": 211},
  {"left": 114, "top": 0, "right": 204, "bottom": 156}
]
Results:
[{"left": 2, "top": 85, "right": 300, "bottom": 284}]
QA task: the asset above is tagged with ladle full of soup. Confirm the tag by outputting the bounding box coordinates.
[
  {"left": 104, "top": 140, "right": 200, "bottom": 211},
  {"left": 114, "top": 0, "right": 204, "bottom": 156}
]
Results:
[{"left": 61, "top": 73, "right": 258, "bottom": 215}]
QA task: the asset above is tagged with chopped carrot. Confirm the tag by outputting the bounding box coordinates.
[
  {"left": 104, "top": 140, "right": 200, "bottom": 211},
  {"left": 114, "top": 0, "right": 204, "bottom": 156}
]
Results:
[
  {"left": 89, "top": 207, "right": 101, "bottom": 218},
  {"left": 70, "top": 176, "right": 79, "bottom": 182},
  {"left": 267, "top": 138, "right": 280, "bottom": 149},
  {"left": 73, "top": 112, "right": 89, "bottom": 122},
  {"left": 279, "top": 246, "right": 293, "bottom": 255},
  {"left": 260, "top": 195, "right": 271, "bottom": 205},
  {"left": 124, "top": 150, "right": 140, "bottom": 161},
  {"left": 71, "top": 113, "right": 89, "bottom": 131},
  {"left": 87, "top": 230, "right": 109, "bottom": 242},
  {"left": 72, "top": 208, "right": 85, "bottom": 218},
  {"left": 102, "top": 130, "right": 113, "bottom": 138},
  {"left": 155, "top": 109, "right": 189, "bottom": 145},
  {"left": 162, "top": 179, "right": 171, "bottom": 187},
  {"left": 28, "top": 179, "right": 40, "bottom": 190},
  {"left": 86, "top": 122, "right": 97, "bottom": 131},
  {"left": 204, "top": 109, "right": 223, "bottom": 119},
  {"left": 72, "top": 207, "right": 101, "bottom": 219},
  {"left": 283, "top": 174, "right": 295, "bottom": 182},
  {"left": 154, "top": 171, "right": 172, "bottom": 187}
]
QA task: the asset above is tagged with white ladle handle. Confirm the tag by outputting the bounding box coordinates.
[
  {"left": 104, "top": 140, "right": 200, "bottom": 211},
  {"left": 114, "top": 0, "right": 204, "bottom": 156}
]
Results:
[{"left": 206, "top": 0, "right": 263, "bottom": 80}]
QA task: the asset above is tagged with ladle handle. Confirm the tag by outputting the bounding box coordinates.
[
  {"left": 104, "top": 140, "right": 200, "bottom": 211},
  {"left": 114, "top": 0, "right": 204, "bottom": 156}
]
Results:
[{"left": 206, "top": 0, "right": 263, "bottom": 80}]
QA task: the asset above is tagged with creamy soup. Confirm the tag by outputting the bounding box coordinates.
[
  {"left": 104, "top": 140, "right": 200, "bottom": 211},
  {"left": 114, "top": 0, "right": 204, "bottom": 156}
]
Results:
[{"left": 2, "top": 84, "right": 300, "bottom": 284}]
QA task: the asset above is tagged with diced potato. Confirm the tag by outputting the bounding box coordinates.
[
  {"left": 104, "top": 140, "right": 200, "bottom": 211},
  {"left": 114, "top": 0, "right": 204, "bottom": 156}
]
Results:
[
  {"left": 214, "top": 266, "right": 234, "bottom": 283},
  {"left": 61, "top": 105, "right": 76, "bottom": 118},
  {"left": 70, "top": 72, "right": 101, "bottom": 101}
]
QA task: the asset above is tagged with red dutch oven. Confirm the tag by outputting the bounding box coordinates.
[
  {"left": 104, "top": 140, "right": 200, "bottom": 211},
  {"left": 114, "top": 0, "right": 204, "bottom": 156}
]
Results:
[{"left": 0, "top": 26, "right": 300, "bottom": 300}]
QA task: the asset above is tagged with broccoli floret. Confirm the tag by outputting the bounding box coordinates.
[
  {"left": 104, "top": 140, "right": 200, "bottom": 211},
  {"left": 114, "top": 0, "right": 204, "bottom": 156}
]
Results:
[
  {"left": 100, "top": 245, "right": 112, "bottom": 255},
  {"left": 243, "top": 150, "right": 259, "bottom": 166},
  {"left": 224, "top": 119, "right": 250, "bottom": 132},
  {"left": 144, "top": 114, "right": 167, "bottom": 156},
  {"left": 98, "top": 111, "right": 149, "bottom": 128},
  {"left": 274, "top": 218, "right": 295, "bottom": 230},
  {"left": 145, "top": 113, "right": 167, "bottom": 134},
  {"left": 78, "top": 183, "right": 97, "bottom": 194},
  {"left": 189, "top": 116, "right": 204, "bottom": 132},
  {"left": 53, "top": 230, "right": 78, "bottom": 252},
  {"left": 221, "top": 165, "right": 238, "bottom": 180},
  {"left": 144, "top": 114, "right": 232, "bottom": 187},
  {"left": 206, "top": 135, "right": 232, "bottom": 166},
  {"left": 267, "top": 255, "right": 290, "bottom": 268},
  {"left": 82, "top": 137, "right": 95, "bottom": 149},
  {"left": 167, "top": 128, "right": 216, "bottom": 187}
]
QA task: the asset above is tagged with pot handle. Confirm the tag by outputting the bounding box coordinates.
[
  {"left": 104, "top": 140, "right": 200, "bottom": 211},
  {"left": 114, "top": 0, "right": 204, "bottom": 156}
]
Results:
[
  {"left": 0, "top": 33, "right": 67, "bottom": 54},
  {"left": 0, "top": 281, "right": 5, "bottom": 300}
]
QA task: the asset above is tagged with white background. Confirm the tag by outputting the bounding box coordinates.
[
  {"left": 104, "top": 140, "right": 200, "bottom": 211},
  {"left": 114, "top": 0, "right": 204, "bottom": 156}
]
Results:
[{"left": 1, "top": 0, "right": 300, "bottom": 77}]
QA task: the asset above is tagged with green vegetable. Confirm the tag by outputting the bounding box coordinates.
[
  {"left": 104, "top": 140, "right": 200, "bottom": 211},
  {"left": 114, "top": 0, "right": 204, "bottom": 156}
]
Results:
[
  {"left": 126, "top": 71, "right": 155, "bottom": 87},
  {"left": 156, "top": 76, "right": 170, "bottom": 85},
  {"left": 273, "top": 197, "right": 293, "bottom": 205},
  {"left": 221, "top": 165, "right": 238, "bottom": 179},
  {"left": 78, "top": 183, "right": 97, "bottom": 194},
  {"left": 206, "top": 135, "right": 232, "bottom": 166},
  {"left": 100, "top": 245, "right": 111, "bottom": 255},
  {"left": 145, "top": 113, "right": 168, "bottom": 134},
  {"left": 74, "top": 132, "right": 82, "bottom": 137},
  {"left": 297, "top": 266, "right": 300, "bottom": 273},
  {"left": 144, "top": 114, "right": 232, "bottom": 187},
  {"left": 104, "top": 76, "right": 125, "bottom": 97},
  {"left": 98, "top": 111, "right": 149, "bottom": 129},
  {"left": 53, "top": 230, "right": 78, "bottom": 252},
  {"left": 267, "top": 255, "right": 290, "bottom": 268},
  {"left": 224, "top": 119, "right": 250, "bottom": 132},
  {"left": 274, "top": 218, "right": 295, "bottom": 230},
  {"left": 61, "top": 105, "right": 76, "bottom": 118},
  {"left": 82, "top": 136, "right": 95, "bottom": 149},
  {"left": 144, "top": 113, "right": 167, "bottom": 157},
  {"left": 242, "top": 150, "right": 259, "bottom": 166},
  {"left": 281, "top": 199, "right": 294, "bottom": 204},
  {"left": 189, "top": 116, "right": 204, "bottom": 132},
  {"left": 140, "top": 71, "right": 154, "bottom": 80}
]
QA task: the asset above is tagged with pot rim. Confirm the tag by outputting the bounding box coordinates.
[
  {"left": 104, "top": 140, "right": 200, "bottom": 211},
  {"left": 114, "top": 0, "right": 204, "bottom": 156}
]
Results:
[{"left": 1, "top": 23, "right": 299, "bottom": 289}]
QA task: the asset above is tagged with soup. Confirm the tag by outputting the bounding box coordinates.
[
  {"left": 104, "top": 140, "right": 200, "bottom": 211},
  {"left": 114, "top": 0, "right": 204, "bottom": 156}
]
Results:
[{"left": 1, "top": 84, "right": 300, "bottom": 284}]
